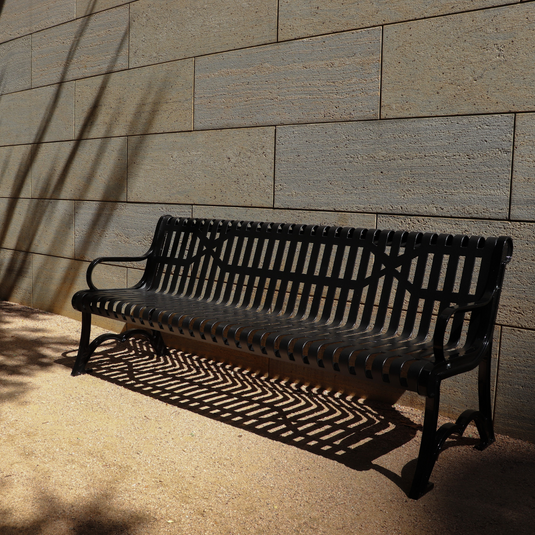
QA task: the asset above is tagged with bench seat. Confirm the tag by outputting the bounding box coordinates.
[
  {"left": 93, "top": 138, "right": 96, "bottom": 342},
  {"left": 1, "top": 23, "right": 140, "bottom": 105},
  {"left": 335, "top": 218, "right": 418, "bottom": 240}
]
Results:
[{"left": 75, "top": 286, "right": 440, "bottom": 393}]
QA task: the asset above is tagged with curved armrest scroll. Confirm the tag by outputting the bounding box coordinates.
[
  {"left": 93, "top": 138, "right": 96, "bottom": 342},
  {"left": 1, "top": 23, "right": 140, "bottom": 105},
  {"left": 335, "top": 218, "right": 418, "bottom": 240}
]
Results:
[{"left": 86, "top": 250, "right": 153, "bottom": 291}]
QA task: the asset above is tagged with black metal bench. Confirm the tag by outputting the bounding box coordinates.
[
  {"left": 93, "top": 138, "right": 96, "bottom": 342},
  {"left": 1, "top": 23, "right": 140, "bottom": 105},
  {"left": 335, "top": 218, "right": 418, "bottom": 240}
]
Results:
[{"left": 71, "top": 215, "right": 512, "bottom": 499}]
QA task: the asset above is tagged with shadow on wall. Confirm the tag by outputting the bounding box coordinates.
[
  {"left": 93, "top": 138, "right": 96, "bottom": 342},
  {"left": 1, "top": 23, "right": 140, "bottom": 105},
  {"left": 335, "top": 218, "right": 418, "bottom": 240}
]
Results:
[{"left": 0, "top": 0, "right": 167, "bottom": 313}]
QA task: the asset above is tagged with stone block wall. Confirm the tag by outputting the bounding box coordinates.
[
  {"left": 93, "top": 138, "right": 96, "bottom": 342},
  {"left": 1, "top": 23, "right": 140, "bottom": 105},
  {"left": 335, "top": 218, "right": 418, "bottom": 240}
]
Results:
[{"left": 1, "top": 0, "right": 534, "bottom": 441}]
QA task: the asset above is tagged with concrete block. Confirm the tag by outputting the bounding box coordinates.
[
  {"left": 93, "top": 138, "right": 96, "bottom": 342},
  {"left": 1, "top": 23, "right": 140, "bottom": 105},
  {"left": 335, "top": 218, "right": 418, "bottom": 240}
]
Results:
[
  {"left": 0, "top": 0, "right": 75, "bottom": 43},
  {"left": 383, "top": 3, "right": 535, "bottom": 117},
  {"left": 127, "top": 267, "right": 145, "bottom": 289},
  {"left": 511, "top": 113, "right": 535, "bottom": 221},
  {"left": 377, "top": 216, "right": 535, "bottom": 331},
  {"left": 74, "top": 202, "right": 191, "bottom": 261},
  {"left": 130, "top": 0, "right": 277, "bottom": 68},
  {"left": 77, "top": 0, "right": 130, "bottom": 17},
  {"left": 195, "top": 29, "right": 381, "bottom": 129},
  {"left": 0, "top": 84, "right": 74, "bottom": 146},
  {"left": 0, "top": 145, "right": 33, "bottom": 198},
  {"left": 193, "top": 207, "right": 376, "bottom": 230},
  {"left": 276, "top": 115, "right": 513, "bottom": 218},
  {"left": 279, "top": 0, "right": 508, "bottom": 41},
  {"left": 31, "top": 200, "right": 75, "bottom": 257},
  {"left": 31, "top": 137, "right": 127, "bottom": 201},
  {"left": 75, "top": 60, "right": 193, "bottom": 138},
  {"left": 494, "top": 327, "right": 535, "bottom": 442},
  {"left": 0, "top": 198, "right": 32, "bottom": 250},
  {"left": 32, "top": 6, "right": 129, "bottom": 87},
  {"left": 31, "top": 254, "right": 126, "bottom": 324},
  {"left": 33, "top": 84, "right": 75, "bottom": 143},
  {"left": 0, "top": 198, "right": 74, "bottom": 257},
  {"left": 0, "top": 248, "right": 32, "bottom": 306},
  {"left": 128, "top": 128, "right": 275, "bottom": 206},
  {"left": 0, "top": 36, "right": 31, "bottom": 95}
]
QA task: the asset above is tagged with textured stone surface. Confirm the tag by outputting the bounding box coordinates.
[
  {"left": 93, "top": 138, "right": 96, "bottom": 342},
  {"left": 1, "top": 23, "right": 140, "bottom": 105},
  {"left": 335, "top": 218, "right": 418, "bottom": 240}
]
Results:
[
  {"left": 33, "top": 84, "right": 76, "bottom": 143},
  {"left": 128, "top": 128, "right": 275, "bottom": 206},
  {"left": 0, "top": 36, "right": 31, "bottom": 95},
  {"left": 0, "top": 84, "right": 74, "bottom": 146},
  {"left": 31, "top": 255, "right": 127, "bottom": 320},
  {"left": 382, "top": 3, "right": 535, "bottom": 117},
  {"left": 32, "top": 6, "right": 129, "bottom": 87},
  {"left": 195, "top": 29, "right": 381, "bottom": 129},
  {"left": 0, "top": 0, "right": 75, "bottom": 43},
  {"left": 0, "top": 198, "right": 74, "bottom": 257},
  {"left": 276, "top": 115, "right": 513, "bottom": 217},
  {"left": 194, "top": 206, "right": 377, "bottom": 229},
  {"left": 0, "top": 248, "right": 32, "bottom": 306},
  {"left": 130, "top": 0, "right": 277, "bottom": 68},
  {"left": 377, "top": 216, "right": 534, "bottom": 331},
  {"left": 494, "top": 327, "right": 535, "bottom": 442},
  {"left": 75, "top": 60, "right": 193, "bottom": 138},
  {"left": 76, "top": 0, "right": 131, "bottom": 17},
  {"left": 0, "top": 199, "right": 32, "bottom": 251},
  {"left": 74, "top": 202, "right": 190, "bottom": 261},
  {"left": 0, "top": 145, "right": 33, "bottom": 198},
  {"left": 511, "top": 113, "right": 535, "bottom": 221},
  {"left": 279, "top": 0, "right": 509, "bottom": 40},
  {"left": 31, "top": 138, "right": 127, "bottom": 201}
]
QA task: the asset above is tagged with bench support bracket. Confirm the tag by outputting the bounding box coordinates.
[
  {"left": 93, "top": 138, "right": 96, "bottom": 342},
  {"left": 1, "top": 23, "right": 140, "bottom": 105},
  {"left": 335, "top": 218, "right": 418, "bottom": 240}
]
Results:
[
  {"left": 71, "top": 312, "right": 168, "bottom": 376},
  {"left": 409, "top": 352, "right": 495, "bottom": 499}
]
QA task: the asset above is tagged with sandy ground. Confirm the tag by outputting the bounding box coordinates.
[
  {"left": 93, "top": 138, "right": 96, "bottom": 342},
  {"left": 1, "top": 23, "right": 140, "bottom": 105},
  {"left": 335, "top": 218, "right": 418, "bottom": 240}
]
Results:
[{"left": 1, "top": 301, "right": 534, "bottom": 535}]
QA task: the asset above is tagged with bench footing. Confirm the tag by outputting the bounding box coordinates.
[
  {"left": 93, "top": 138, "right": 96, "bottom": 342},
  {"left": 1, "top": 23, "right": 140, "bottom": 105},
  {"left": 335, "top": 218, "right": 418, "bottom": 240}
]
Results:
[
  {"left": 71, "top": 313, "right": 167, "bottom": 376},
  {"left": 409, "top": 400, "right": 495, "bottom": 499}
]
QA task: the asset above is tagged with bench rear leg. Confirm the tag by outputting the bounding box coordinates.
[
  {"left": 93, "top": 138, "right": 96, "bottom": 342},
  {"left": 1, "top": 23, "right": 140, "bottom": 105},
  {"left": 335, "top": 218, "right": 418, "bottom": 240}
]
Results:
[
  {"left": 149, "top": 329, "right": 168, "bottom": 357},
  {"left": 475, "top": 348, "right": 495, "bottom": 450}
]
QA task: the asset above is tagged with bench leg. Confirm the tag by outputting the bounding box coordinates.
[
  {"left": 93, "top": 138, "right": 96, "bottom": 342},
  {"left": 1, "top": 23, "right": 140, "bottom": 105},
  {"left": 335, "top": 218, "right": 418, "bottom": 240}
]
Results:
[
  {"left": 409, "top": 394, "right": 440, "bottom": 499},
  {"left": 409, "top": 349, "right": 496, "bottom": 499},
  {"left": 147, "top": 329, "right": 168, "bottom": 358},
  {"left": 71, "top": 312, "right": 92, "bottom": 376},
  {"left": 71, "top": 314, "right": 168, "bottom": 376},
  {"left": 476, "top": 348, "right": 495, "bottom": 450}
]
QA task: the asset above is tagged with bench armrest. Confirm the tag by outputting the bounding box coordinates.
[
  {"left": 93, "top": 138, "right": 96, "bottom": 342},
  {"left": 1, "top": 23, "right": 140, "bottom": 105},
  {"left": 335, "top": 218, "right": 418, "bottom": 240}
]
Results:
[
  {"left": 433, "top": 288, "right": 498, "bottom": 363},
  {"left": 86, "top": 251, "right": 153, "bottom": 291}
]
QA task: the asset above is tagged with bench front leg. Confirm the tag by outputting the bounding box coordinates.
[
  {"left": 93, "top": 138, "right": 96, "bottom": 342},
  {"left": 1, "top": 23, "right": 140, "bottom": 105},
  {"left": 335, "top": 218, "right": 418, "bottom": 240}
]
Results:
[
  {"left": 71, "top": 318, "right": 169, "bottom": 377},
  {"left": 409, "top": 393, "right": 441, "bottom": 499},
  {"left": 71, "top": 312, "right": 92, "bottom": 376},
  {"left": 409, "top": 350, "right": 496, "bottom": 499}
]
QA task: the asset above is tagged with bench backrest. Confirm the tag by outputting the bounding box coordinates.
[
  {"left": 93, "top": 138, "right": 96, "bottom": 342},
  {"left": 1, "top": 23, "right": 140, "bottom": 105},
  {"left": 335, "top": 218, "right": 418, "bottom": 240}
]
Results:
[{"left": 141, "top": 216, "right": 512, "bottom": 341}]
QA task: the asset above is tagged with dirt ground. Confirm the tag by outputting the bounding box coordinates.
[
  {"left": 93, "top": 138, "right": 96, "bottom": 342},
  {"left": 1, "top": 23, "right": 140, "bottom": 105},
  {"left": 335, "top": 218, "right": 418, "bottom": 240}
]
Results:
[{"left": 1, "top": 301, "right": 534, "bottom": 534}]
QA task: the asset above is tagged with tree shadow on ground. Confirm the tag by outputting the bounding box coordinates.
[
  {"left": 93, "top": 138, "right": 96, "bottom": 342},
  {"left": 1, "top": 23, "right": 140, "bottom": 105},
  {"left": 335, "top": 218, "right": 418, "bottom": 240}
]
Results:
[
  {"left": 0, "top": 302, "right": 74, "bottom": 402},
  {"left": 0, "top": 303, "right": 151, "bottom": 534},
  {"left": 58, "top": 338, "right": 422, "bottom": 495},
  {"left": 0, "top": 485, "right": 149, "bottom": 535}
]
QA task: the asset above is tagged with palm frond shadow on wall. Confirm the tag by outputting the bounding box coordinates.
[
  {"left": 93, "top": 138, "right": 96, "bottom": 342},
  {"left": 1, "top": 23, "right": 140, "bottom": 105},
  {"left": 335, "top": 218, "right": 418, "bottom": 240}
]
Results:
[{"left": 0, "top": 0, "right": 169, "bottom": 316}]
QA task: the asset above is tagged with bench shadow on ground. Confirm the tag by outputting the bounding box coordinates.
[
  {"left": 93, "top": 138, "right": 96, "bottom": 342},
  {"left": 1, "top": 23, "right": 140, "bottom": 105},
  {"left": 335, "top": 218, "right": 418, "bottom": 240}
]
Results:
[{"left": 58, "top": 338, "right": 435, "bottom": 497}]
